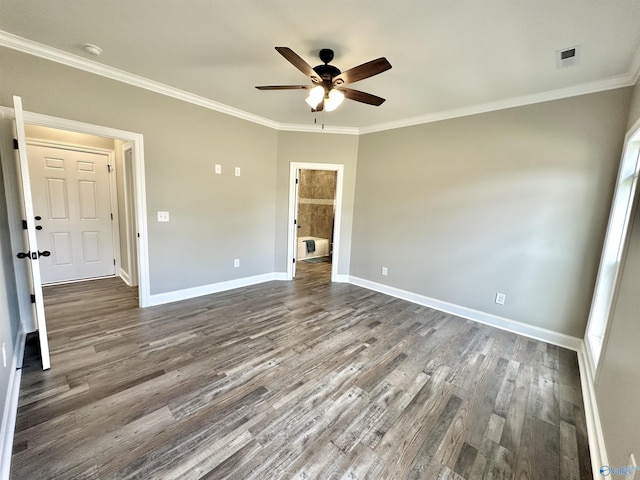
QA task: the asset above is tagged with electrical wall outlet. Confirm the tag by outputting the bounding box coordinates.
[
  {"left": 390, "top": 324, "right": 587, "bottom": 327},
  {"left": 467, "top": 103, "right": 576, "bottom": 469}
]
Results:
[
  {"left": 381, "top": 267, "right": 388, "bottom": 276},
  {"left": 234, "top": 258, "right": 240, "bottom": 268},
  {"left": 157, "top": 211, "right": 170, "bottom": 222},
  {"left": 495, "top": 292, "right": 506, "bottom": 305}
]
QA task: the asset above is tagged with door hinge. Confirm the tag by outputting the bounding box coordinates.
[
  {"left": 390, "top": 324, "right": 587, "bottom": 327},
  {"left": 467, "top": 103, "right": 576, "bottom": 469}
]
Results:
[
  {"left": 293, "top": 258, "right": 296, "bottom": 263},
  {"left": 13, "top": 139, "right": 19, "bottom": 150},
  {"left": 110, "top": 213, "right": 113, "bottom": 220},
  {"left": 113, "top": 259, "right": 116, "bottom": 266},
  {"left": 107, "top": 164, "right": 112, "bottom": 173},
  {"left": 30, "top": 294, "right": 35, "bottom": 304},
  {"left": 296, "top": 178, "right": 299, "bottom": 184},
  {"left": 294, "top": 219, "right": 297, "bottom": 225},
  {"left": 22, "top": 220, "right": 28, "bottom": 230}
]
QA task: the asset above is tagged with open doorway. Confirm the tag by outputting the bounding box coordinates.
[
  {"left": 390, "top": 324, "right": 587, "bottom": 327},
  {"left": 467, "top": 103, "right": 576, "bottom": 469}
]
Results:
[
  {"left": 24, "top": 124, "right": 139, "bottom": 289},
  {"left": 295, "top": 169, "right": 337, "bottom": 280},
  {"left": 287, "top": 162, "right": 344, "bottom": 282},
  {"left": 0, "top": 103, "right": 149, "bottom": 348}
]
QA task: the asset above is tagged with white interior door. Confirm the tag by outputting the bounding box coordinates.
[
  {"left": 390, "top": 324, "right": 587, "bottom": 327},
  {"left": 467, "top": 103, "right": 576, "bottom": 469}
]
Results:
[
  {"left": 12, "top": 96, "right": 51, "bottom": 370},
  {"left": 27, "top": 144, "right": 115, "bottom": 284}
]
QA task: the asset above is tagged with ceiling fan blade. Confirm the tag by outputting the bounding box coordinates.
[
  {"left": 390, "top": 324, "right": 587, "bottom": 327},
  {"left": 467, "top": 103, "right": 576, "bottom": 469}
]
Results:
[
  {"left": 339, "top": 88, "right": 386, "bottom": 106},
  {"left": 333, "top": 57, "right": 392, "bottom": 85},
  {"left": 275, "top": 47, "right": 321, "bottom": 82},
  {"left": 255, "top": 85, "right": 311, "bottom": 90}
]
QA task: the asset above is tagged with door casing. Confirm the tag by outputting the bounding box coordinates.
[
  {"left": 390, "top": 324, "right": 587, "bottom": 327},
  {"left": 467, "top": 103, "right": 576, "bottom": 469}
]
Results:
[{"left": 0, "top": 105, "right": 150, "bottom": 320}]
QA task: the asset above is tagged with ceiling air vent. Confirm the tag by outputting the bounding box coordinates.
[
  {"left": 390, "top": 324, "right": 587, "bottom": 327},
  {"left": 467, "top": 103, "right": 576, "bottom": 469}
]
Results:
[{"left": 556, "top": 45, "right": 580, "bottom": 69}]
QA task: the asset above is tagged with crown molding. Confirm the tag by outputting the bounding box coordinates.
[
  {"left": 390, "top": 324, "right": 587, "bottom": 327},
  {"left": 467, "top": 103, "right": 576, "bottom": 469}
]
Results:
[
  {"left": 0, "top": 31, "right": 281, "bottom": 130},
  {"left": 360, "top": 73, "right": 636, "bottom": 135},
  {"left": 1, "top": 30, "right": 638, "bottom": 137}
]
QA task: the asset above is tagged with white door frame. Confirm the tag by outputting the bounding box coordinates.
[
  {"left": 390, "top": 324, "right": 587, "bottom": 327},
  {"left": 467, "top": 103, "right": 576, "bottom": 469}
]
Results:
[
  {"left": 26, "top": 140, "right": 122, "bottom": 284},
  {"left": 287, "top": 162, "right": 344, "bottom": 282},
  {"left": 0, "top": 105, "right": 150, "bottom": 307}
]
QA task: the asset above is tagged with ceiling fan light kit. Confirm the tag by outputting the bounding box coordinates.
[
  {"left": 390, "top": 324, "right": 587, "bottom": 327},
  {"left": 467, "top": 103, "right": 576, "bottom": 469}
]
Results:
[
  {"left": 256, "top": 47, "right": 391, "bottom": 113},
  {"left": 305, "top": 85, "right": 325, "bottom": 109},
  {"left": 324, "top": 88, "right": 345, "bottom": 112}
]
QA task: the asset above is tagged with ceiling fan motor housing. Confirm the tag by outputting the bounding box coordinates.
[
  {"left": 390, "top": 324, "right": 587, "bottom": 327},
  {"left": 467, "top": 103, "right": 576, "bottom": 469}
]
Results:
[
  {"left": 313, "top": 64, "right": 341, "bottom": 84},
  {"left": 313, "top": 49, "right": 342, "bottom": 86}
]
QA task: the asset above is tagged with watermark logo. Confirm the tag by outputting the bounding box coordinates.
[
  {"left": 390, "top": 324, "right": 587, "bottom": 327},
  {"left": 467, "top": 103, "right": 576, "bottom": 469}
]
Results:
[{"left": 600, "top": 465, "right": 640, "bottom": 477}]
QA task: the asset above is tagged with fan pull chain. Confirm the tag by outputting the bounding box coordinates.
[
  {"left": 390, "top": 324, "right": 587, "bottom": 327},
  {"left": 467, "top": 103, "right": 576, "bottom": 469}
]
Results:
[{"left": 312, "top": 112, "right": 325, "bottom": 130}]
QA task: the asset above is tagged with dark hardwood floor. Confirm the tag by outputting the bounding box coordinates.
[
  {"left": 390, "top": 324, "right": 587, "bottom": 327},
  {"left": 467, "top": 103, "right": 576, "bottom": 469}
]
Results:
[{"left": 11, "top": 261, "right": 591, "bottom": 479}]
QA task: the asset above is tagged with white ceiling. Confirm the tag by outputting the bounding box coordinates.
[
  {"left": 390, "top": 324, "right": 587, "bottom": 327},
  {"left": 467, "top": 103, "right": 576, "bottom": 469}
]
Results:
[{"left": 1, "top": 1, "right": 640, "bottom": 132}]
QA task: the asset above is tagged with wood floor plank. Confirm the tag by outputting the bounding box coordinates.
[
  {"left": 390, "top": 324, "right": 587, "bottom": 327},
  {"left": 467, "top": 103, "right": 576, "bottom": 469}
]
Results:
[{"left": 10, "top": 262, "right": 592, "bottom": 479}]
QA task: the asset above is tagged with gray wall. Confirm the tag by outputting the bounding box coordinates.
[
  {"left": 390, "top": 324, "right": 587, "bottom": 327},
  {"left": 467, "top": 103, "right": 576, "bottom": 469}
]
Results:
[
  {"left": 274, "top": 131, "right": 359, "bottom": 276},
  {"left": 351, "top": 89, "right": 631, "bottom": 337},
  {"left": 0, "top": 141, "right": 21, "bottom": 444},
  {"left": 596, "top": 78, "right": 640, "bottom": 468},
  {"left": 0, "top": 47, "right": 278, "bottom": 295}
]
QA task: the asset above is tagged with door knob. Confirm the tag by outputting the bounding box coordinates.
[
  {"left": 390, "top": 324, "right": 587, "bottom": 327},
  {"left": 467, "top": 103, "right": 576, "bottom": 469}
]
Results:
[{"left": 38, "top": 251, "right": 51, "bottom": 258}]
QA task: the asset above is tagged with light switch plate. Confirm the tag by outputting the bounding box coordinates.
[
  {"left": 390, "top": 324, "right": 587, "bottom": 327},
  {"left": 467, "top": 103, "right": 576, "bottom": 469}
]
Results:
[
  {"left": 235, "top": 167, "right": 241, "bottom": 177},
  {"left": 215, "top": 164, "right": 222, "bottom": 174},
  {"left": 157, "top": 211, "right": 170, "bottom": 222}
]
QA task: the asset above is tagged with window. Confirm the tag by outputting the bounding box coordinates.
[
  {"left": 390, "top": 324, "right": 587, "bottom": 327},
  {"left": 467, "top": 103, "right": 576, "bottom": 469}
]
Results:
[{"left": 586, "top": 127, "right": 640, "bottom": 377}]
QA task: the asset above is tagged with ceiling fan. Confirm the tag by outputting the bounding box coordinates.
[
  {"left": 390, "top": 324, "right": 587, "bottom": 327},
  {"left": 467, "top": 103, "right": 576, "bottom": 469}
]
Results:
[{"left": 256, "top": 47, "right": 392, "bottom": 112}]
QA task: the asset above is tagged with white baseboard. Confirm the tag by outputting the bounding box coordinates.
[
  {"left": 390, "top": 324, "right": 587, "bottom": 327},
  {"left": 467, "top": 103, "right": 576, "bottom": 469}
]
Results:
[
  {"left": 576, "top": 344, "right": 608, "bottom": 479},
  {"left": 119, "top": 268, "right": 132, "bottom": 287},
  {"left": 148, "top": 273, "right": 283, "bottom": 306},
  {"left": 348, "top": 276, "right": 583, "bottom": 351},
  {"left": 0, "top": 326, "right": 25, "bottom": 480},
  {"left": 333, "top": 274, "right": 349, "bottom": 283}
]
